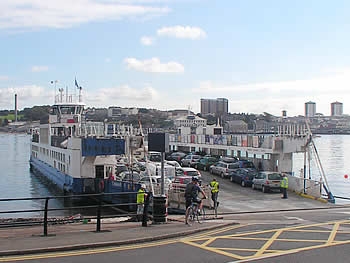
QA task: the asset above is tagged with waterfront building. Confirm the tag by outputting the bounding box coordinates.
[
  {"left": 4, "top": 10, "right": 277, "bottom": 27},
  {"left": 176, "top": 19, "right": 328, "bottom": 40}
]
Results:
[
  {"left": 305, "top": 101, "right": 316, "bottom": 117},
  {"left": 331, "top": 101, "right": 343, "bottom": 116}
]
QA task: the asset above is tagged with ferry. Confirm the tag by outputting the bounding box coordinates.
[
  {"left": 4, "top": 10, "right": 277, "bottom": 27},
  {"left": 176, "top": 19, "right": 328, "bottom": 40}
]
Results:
[{"left": 29, "top": 86, "right": 141, "bottom": 204}]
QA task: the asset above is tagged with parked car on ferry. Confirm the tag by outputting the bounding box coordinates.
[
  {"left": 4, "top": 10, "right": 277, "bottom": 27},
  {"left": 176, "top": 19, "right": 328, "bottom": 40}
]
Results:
[
  {"left": 229, "top": 168, "right": 257, "bottom": 187},
  {"left": 210, "top": 161, "right": 239, "bottom": 178},
  {"left": 194, "top": 156, "right": 219, "bottom": 171},
  {"left": 252, "top": 171, "right": 282, "bottom": 193},
  {"left": 181, "top": 154, "right": 202, "bottom": 167},
  {"left": 166, "top": 151, "right": 187, "bottom": 163},
  {"left": 172, "top": 176, "right": 192, "bottom": 185},
  {"left": 115, "top": 163, "right": 128, "bottom": 177},
  {"left": 175, "top": 167, "right": 201, "bottom": 178},
  {"left": 237, "top": 159, "right": 256, "bottom": 169},
  {"left": 116, "top": 171, "right": 142, "bottom": 182},
  {"left": 138, "top": 176, "right": 172, "bottom": 191}
]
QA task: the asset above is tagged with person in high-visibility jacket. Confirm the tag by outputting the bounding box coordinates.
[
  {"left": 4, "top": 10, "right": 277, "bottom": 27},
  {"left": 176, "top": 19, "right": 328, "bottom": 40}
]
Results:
[
  {"left": 137, "top": 184, "right": 148, "bottom": 221},
  {"left": 209, "top": 178, "right": 219, "bottom": 209},
  {"left": 280, "top": 174, "right": 288, "bottom": 199}
]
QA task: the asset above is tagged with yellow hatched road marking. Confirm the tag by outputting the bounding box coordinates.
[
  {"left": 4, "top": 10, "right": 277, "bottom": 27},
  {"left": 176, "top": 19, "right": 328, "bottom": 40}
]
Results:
[
  {"left": 254, "top": 229, "right": 282, "bottom": 256},
  {"left": 327, "top": 222, "right": 340, "bottom": 244},
  {"left": 2, "top": 220, "right": 350, "bottom": 262}
]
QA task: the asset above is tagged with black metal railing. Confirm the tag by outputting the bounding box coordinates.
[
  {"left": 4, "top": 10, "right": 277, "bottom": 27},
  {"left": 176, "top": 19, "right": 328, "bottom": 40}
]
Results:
[{"left": 0, "top": 191, "right": 146, "bottom": 236}]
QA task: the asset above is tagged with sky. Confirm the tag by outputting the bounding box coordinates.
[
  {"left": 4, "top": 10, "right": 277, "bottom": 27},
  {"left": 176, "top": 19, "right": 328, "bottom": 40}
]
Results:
[{"left": 1, "top": 0, "right": 350, "bottom": 117}]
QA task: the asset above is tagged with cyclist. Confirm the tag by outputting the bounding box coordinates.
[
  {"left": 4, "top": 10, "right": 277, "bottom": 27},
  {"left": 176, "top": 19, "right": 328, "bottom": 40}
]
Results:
[{"left": 184, "top": 176, "right": 207, "bottom": 224}]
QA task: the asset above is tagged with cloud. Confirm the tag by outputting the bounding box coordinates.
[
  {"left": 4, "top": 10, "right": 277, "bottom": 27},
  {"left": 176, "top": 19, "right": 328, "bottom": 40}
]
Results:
[
  {"left": 105, "top": 58, "right": 111, "bottom": 63},
  {"left": 0, "top": 75, "right": 9, "bottom": 81},
  {"left": 31, "top": 65, "right": 48, "bottom": 72},
  {"left": 157, "top": 25, "right": 207, "bottom": 39},
  {"left": 193, "top": 68, "right": 350, "bottom": 116},
  {"left": 0, "top": 0, "right": 171, "bottom": 31},
  {"left": 140, "top": 36, "right": 155, "bottom": 46},
  {"left": 124, "top": 57, "right": 184, "bottom": 73},
  {"left": 85, "top": 84, "right": 159, "bottom": 106},
  {"left": 0, "top": 85, "right": 50, "bottom": 108}
]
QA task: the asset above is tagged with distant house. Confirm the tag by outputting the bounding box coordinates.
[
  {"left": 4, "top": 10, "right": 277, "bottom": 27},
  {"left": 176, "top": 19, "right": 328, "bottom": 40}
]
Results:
[{"left": 108, "top": 107, "right": 138, "bottom": 118}]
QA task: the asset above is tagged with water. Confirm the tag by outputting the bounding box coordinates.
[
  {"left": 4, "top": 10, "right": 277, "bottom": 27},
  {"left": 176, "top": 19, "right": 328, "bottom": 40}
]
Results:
[
  {"left": 0, "top": 133, "right": 79, "bottom": 218},
  {"left": 0, "top": 133, "right": 349, "bottom": 218},
  {"left": 292, "top": 135, "right": 350, "bottom": 204}
]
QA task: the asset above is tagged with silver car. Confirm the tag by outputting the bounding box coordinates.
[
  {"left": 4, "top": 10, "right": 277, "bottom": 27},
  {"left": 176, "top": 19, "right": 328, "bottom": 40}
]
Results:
[
  {"left": 252, "top": 171, "right": 282, "bottom": 193},
  {"left": 181, "top": 154, "right": 202, "bottom": 167},
  {"left": 209, "top": 161, "right": 239, "bottom": 178}
]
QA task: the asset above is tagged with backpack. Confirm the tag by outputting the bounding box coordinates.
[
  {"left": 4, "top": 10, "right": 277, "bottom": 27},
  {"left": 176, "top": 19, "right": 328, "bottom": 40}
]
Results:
[{"left": 184, "top": 183, "right": 195, "bottom": 199}]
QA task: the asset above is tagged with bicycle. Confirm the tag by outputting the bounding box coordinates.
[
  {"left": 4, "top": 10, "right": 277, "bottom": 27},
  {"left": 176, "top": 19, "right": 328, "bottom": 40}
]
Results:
[{"left": 185, "top": 199, "right": 206, "bottom": 225}]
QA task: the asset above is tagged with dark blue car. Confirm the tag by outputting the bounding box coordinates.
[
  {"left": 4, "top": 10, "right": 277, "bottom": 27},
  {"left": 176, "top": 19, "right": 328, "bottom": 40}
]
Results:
[{"left": 229, "top": 168, "right": 257, "bottom": 187}]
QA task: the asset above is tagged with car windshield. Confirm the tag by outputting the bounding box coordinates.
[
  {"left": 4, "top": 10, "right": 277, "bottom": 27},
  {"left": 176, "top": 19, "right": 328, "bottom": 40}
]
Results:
[
  {"left": 268, "top": 173, "right": 282, "bottom": 180},
  {"left": 242, "top": 162, "right": 255, "bottom": 168}
]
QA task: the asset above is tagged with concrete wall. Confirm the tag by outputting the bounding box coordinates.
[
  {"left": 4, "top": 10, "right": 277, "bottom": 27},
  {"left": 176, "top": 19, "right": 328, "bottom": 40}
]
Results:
[{"left": 286, "top": 174, "right": 323, "bottom": 198}]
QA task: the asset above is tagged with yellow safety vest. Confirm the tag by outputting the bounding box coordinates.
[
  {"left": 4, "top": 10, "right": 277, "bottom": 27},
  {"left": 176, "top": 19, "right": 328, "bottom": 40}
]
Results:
[
  {"left": 210, "top": 181, "right": 219, "bottom": 193},
  {"left": 281, "top": 177, "right": 288, "bottom": 189},
  {"left": 137, "top": 189, "right": 145, "bottom": 204}
]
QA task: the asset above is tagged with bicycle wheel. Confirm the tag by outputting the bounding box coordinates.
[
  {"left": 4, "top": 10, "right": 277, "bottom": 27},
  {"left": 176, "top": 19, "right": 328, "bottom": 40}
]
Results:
[
  {"left": 200, "top": 207, "right": 206, "bottom": 221},
  {"left": 187, "top": 207, "right": 196, "bottom": 223}
]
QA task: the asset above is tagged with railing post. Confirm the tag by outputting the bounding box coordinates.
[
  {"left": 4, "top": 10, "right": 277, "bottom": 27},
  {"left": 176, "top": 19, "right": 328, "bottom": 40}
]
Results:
[
  {"left": 96, "top": 194, "right": 102, "bottom": 232},
  {"left": 43, "top": 197, "right": 49, "bottom": 236}
]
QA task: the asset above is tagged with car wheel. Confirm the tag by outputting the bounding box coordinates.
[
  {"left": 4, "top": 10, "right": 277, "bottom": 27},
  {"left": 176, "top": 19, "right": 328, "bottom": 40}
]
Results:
[
  {"left": 221, "top": 172, "right": 225, "bottom": 179},
  {"left": 262, "top": 185, "right": 267, "bottom": 193},
  {"left": 241, "top": 180, "right": 245, "bottom": 187},
  {"left": 230, "top": 176, "right": 234, "bottom": 182}
]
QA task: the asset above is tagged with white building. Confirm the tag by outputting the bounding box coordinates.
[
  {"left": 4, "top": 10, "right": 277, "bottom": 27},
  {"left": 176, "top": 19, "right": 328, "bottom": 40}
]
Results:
[
  {"left": 174, "top": 115, "right": 207, "bottom": 128},
  {"left": 305, "top": 101, "right": 316, "bottom": 117},
  {"left": 331, "top": 101, "right": 343, "bottom": 116}
]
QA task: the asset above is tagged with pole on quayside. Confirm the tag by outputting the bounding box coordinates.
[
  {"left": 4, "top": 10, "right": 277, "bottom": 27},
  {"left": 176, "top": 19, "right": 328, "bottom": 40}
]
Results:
[
  {"left": 148, "top": 133, "right": 169, "bottom": 224},
  {"left": 305, "top": 119, "right": 335, "bottom": 203}
]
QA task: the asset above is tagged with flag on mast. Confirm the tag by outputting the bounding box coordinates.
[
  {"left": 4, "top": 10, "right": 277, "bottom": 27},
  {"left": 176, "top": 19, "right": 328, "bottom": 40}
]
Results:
[{"left": 75, "top": 78, "right": 82, "bottom": 90}]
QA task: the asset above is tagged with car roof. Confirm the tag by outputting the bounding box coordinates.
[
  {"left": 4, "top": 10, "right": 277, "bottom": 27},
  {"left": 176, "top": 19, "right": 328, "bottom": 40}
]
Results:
[{"left": 179, "top": 167, "right": 198, "bottom": 171}]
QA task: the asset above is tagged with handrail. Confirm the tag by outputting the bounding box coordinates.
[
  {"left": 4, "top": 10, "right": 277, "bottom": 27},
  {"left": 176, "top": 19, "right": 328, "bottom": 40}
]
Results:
[{"left": 0, "top": 191, "right": 146, "bottom": 235}]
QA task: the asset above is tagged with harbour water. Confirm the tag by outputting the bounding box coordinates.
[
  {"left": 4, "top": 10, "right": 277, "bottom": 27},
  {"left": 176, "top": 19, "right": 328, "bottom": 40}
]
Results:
[{"left": 0, "top": 133, "right": 349, "bottom": 218}]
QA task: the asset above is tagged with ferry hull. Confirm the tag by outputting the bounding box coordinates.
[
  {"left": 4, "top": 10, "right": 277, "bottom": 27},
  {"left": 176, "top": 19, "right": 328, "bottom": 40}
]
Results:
[{"left": 29, "top": 156, "right": 139, "bottom": 208}]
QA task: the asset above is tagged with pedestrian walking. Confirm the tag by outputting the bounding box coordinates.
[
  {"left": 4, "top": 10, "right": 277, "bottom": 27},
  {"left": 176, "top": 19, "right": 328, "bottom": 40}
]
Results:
[
  {"left": 137, "top": 184, "right": 148, "bottom": 221},
  {"left": 280, "top": 174, "right": 288, "bottom": 199},
  {"left": 209, "top": 178, "right": 219, "bottom": 209}
]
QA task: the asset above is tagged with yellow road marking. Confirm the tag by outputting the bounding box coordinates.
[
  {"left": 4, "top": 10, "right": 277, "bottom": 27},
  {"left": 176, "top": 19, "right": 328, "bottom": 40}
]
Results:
[
  {"left": 254, "top": 229, "right": 282, "bottom": 256},
  {"left": 327, "top": 222, "right": 340, "bottom": 244},
  {"left": 2, "top": 220, "right": 350, "bottom": 262}
]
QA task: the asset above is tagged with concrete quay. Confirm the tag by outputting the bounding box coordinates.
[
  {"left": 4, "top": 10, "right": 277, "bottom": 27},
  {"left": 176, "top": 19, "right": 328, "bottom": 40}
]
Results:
[{"left": 0, "top": 190, "right": 337, "bottom": 257}]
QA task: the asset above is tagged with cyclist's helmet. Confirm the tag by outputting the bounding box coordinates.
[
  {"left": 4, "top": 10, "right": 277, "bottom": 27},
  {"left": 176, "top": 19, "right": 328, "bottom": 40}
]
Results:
[{"left": 192, "top": 176, "right": 199, "bottom": 182}]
